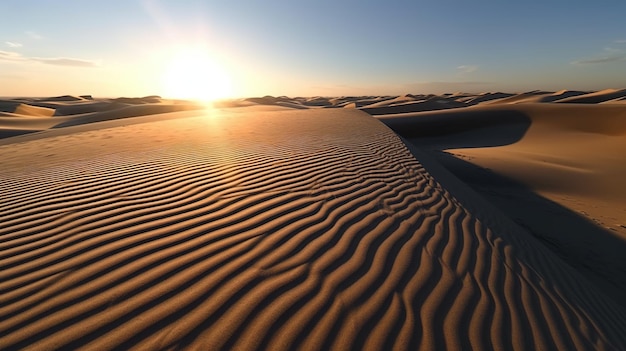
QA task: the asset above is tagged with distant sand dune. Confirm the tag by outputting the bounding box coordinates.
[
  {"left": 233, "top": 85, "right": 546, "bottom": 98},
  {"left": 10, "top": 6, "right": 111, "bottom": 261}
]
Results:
[
  {"left": 554, "top": 88, "right": 626, "bottom": 104},
  {"left": 457, "top": 92, "right": 514, "bottom": 105},
  {"left": 478, "top": 90, "right": 552, "bottom": 105},
  {"left": 0, "top": 96, "right": 207, "bottom": 139},
  {"left": 361, "top": 99, "right": 466, "bottom": 115},
  {"left": 535, "top": 90, "right": 588, "bottom": 103},
  {"left": 2, "top": 103, "right": 56, "bottom": 117},
  {"left": 1, "top": 108, "right": 625, "bottom": 350}
]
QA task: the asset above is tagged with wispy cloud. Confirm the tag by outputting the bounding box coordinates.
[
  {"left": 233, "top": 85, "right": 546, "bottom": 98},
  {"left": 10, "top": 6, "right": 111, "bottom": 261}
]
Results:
[
  {"left": 25, "top": 31, "right": 43, "bottom": 40},
  {"left": 31, "top": 57, "right": 98, "bottom": 67},
  {"left": 5, "top": 41, "right": 22, "bottom": 48},
  {"left": 0, "top": 50, "right": 23, "bottom": 61},
  {"left": 573, "top": 40, "right": 626, "bottom": 65},
  {"left": 457, "top": 65, "right": 478, "bottom": 73},
  {"left": 603, "top": 47, "right": 620, "bottom": 53},
  {"left": 571, "top": 55, "right": 624, "bottom": 65},
  {"left": 0, "top": 50, "right": 99, "bottom": 67}
]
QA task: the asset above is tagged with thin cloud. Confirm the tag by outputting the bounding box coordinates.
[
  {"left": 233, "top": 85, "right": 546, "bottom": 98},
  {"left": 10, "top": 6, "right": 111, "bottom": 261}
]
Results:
[
  {"left": 0, "top": 50, "right": 24, "bottom": 61},
  {"left": 25, "top": 31, "right": 43, "bottom": 40},
  {"left": 571, "top": 56, "right": 624, "bottom": 65},
  {"left": 0, "top": 50, "right": 98, "bottom": 67},
  {"left": 573, "top": 40, "right": 626, "bottom": 65},
  {"left": 457, "top": 65, "right": 478, "bottom": 73},
  {"left": 5, "top": 41, "right": 23, "bottom": 48},
  {"left": 31, "top": 57, "right": 98, "bottom": 67}
]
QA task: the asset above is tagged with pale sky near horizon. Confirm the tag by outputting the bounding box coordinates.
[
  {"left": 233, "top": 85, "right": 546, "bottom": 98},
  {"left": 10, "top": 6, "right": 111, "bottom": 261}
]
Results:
[{"left": 1, "top": 0, "right": 625, "bottom": 99}]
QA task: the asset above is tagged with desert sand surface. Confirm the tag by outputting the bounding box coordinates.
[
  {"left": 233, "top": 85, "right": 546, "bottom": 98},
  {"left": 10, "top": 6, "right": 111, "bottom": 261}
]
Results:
[{"left": 1, "top": 92, "right": 626, "bottom": 350}]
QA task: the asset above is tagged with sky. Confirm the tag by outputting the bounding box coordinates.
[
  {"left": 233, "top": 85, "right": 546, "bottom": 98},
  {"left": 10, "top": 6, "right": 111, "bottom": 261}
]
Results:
[{"left": 1, "top": 0, "right": 625, "bottom": 99}]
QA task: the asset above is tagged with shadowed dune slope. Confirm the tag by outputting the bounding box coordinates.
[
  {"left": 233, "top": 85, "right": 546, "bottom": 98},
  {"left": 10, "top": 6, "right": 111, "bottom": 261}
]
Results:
[
  {"left": 381, "top": 103, "right": 626, "bottom": 205},
  {"left": 378, "top": 103, "right": 626, "bottom": 307},
  {"left": 1, "top": 108, "right": 625, "bottom": 350}
]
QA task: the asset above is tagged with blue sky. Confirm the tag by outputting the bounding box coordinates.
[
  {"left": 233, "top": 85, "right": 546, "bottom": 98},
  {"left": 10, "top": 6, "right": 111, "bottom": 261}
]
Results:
[{"left": 1, "top": 0, "right": 625, "bottom": 98}]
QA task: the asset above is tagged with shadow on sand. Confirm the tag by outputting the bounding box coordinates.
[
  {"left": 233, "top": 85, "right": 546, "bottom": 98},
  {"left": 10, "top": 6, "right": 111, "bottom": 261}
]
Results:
[
  {"left": 379, "top": 108, "right": 626, "bottom": 308},
  {"left": 427, "top": 151, "right": 626, "bottom": 308},
  {"left": 379, "top": 108, "right": 532, "bottom": 149}
]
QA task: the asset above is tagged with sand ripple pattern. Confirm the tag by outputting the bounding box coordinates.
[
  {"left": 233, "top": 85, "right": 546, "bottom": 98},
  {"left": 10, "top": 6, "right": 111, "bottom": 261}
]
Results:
[{"left": 1, "top": 111, "right": 625, "bottom": 350}]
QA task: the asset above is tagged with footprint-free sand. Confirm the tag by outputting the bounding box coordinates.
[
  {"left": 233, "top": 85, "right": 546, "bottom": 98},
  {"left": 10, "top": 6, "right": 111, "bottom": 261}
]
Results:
[{"left": 1, "top": 92, "right": 625, "bottom": 350}]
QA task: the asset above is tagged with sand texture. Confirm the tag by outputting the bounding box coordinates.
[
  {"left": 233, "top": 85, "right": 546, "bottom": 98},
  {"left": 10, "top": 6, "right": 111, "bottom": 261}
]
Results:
[{"left": 1, "top": 92, "right": 626, "bottom": 350}]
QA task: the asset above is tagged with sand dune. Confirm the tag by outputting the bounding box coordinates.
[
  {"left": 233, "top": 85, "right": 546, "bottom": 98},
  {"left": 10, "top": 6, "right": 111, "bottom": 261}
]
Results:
[
  {"left": 478, "top": 90, "right": 552, "bottom": 105},
  {"left": 379, "top": 102, "right": 626, "bottom": 307},
  {"left": 554, "top": 88, "right": 626, "bottom": 104},
  {"left": 533, "top": 90, "right": 588, "bottom": 103},
  {"left": 361, "top": 99, "right": 466, "bottom": 115},
  {"left": 0, "top": 102, "right": 56, "bottom": 117},
  {"left": 456, "top": 92, "right": 514, "bottom": 105},
  {"left": 0, "top": 96, "right": 207, "bottom": 139},
  {"left": 1, "top": 93, "right": 626, "bottom": 350}
]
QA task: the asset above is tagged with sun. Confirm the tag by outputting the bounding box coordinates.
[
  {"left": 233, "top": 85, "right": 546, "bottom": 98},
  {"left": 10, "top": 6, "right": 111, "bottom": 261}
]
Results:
[{"left": 161, "top": 48, "right": 233, "bottom": 102}]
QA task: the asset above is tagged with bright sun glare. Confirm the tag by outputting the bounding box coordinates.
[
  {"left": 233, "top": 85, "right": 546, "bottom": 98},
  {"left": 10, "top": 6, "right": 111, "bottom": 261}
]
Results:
[{"left": 162, "top": 48, "right": 233, "bottom": 102}]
